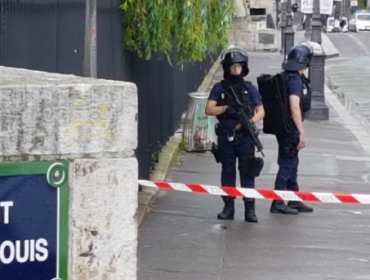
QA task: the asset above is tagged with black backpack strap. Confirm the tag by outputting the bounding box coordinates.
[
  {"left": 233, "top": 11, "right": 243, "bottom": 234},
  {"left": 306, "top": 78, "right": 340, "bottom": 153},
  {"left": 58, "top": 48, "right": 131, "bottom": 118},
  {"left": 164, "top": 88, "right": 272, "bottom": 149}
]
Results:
[
  {"left": 243, "top": 80, "right": 252, "bottom": 88},
  {"left": 220, "top": 79, "right": 231, "bottom": 90}
]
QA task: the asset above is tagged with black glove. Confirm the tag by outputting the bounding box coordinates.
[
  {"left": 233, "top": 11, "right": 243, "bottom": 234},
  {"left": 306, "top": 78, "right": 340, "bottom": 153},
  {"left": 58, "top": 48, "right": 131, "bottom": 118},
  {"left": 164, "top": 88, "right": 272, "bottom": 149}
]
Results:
[{"left": 224, "top": 106, "right": 239, "bottom": 118}]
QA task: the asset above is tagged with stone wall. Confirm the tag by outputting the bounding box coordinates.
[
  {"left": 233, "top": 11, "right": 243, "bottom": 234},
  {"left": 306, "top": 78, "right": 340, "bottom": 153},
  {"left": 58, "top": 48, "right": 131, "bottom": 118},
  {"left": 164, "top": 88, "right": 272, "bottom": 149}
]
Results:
[
  {"left": 228, "top": 18, "right": 278, "bottom": 52},
  {"left": 0, "top": 66, "right": 138, "bottom": 280},
  {"left": 249, "top": 0, "right": 274, "bottom": 18}
]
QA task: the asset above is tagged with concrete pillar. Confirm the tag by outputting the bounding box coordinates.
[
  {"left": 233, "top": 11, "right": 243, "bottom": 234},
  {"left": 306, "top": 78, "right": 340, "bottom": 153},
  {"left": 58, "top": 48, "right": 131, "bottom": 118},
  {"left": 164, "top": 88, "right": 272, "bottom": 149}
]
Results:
[{"left": 0, "top": 66, "right": 138, "bottom": 280}]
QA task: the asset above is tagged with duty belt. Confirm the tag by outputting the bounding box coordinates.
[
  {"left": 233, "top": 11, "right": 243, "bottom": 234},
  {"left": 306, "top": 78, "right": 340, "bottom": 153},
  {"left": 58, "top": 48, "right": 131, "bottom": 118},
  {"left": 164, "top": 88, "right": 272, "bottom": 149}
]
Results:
[{"left": 215, "top": 125, "right": 250, "bottom": 138}]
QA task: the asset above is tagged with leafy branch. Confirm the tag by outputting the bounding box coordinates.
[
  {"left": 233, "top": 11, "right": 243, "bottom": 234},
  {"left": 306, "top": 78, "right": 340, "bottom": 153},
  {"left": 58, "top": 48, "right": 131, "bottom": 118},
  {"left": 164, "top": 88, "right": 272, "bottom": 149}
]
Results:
[{"left": 120, "top": 0, "right": 235, "bottom": 64}]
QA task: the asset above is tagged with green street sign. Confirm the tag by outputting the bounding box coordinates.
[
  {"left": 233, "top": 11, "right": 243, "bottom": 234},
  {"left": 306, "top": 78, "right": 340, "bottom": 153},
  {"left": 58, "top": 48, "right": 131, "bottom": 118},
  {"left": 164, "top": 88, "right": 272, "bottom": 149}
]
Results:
[{"left": 0, "top": 161, "right": 69, "bottom": 280}]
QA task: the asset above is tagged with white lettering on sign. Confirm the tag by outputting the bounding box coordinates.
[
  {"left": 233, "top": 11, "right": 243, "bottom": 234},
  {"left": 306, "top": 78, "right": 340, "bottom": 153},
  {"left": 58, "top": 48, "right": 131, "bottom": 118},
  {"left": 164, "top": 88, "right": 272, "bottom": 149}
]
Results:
[
  {"left": 30, "top": 240, "right": 35, "bottom": 262},
  {"left": 35, "top": 239, "right": 49, "bottom": 262},
  {"left": 0, "top": 239, "right": 49, "bottom": 265},
  {"left": 0, "top": 201, "right": 50, "bottom": 265},
  {"left": 0, "top": 201, "right": 14, "bottom": 224}
]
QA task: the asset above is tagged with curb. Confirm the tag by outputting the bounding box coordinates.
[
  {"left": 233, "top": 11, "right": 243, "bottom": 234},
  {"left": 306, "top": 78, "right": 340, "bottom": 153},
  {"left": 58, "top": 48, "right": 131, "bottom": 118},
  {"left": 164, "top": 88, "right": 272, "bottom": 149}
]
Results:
[
  {"left": 322, "top": 32, "right": 340, "bottom": 59},
  {"left": 326, "top": 52, "right": 340, "bottom": 59},
  {"left": 135, "top": 57, "right": 221, "bottom": 227},
  {"left": 135, "top": 132, "right": 182, "bottom": 227},
  {"left": 294, "top": 30, "right": 340, "bottom": 59},
  {"left": 198, "top": 56, "right": 221, "bottom": 93}
]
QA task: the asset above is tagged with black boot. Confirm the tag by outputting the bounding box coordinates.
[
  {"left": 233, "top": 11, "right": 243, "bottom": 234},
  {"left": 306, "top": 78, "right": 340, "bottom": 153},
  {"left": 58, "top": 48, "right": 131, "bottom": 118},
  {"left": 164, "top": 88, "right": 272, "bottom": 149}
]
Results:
[
  {"left": 270, "top": 200, "right": 298, "bottom": 215},
  {"left": 288, "top": 201, "right": 314, "bottom": 212},
  {"left": 243, "top": 198, "right": 258, "bottom": 223},
  {"left": 217, "top": 200, "right": 234, "bottom": 220},
  {"left": 244, "top": 199, "right": 258, "bottom": 223}
]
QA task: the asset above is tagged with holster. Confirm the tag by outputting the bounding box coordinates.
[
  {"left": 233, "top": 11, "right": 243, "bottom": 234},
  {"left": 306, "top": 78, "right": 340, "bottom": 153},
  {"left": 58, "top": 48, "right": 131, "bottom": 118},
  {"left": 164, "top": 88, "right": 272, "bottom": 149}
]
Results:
[
  {"left": 280, "top": 146, "right": 299, "bottom": 157},
  {"left": 214, "top": 124, "right": 221, "bottom": 136},
  {"left": 279, "top": 132, "right": 299, "bottom": 158},
  {"left": 211, "top": 142, "right": 221, "bottom": 163},
  {"left": 215, "top": 124, "right": 232, "bottom": 137},
  {"left": 248, "top": 157, "right": 264, "bottom": 177}
]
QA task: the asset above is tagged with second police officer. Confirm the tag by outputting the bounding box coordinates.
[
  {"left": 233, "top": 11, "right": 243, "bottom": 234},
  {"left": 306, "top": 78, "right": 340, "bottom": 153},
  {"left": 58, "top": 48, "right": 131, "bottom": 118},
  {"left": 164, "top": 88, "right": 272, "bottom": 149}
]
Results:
[
  {"left": 205, "top": 46, "right": 265, "bottom": 223},
  {"left": 270, "top": 43, "right": 315, "bottom": 214}
]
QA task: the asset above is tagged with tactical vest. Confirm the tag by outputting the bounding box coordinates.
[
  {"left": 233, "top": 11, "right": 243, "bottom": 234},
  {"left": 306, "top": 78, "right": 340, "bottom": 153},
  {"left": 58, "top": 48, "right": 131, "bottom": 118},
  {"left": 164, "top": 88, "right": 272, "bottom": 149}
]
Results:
[
  {"left": 300, "top": 74, "right": 312, "bottom": 113},
  {"left": 216, "top": 80, "right": 255, "bottom": 122},
  {"left": 284, "top": 72, "right": 312, "bottom": 114}
]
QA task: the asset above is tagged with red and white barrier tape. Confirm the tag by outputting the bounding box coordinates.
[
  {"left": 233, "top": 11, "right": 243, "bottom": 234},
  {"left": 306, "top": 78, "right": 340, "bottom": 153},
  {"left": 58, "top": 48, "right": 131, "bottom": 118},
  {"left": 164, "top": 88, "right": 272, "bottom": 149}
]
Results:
[{"left": 138, "top": 180, "right": 370, "bottom": 204}]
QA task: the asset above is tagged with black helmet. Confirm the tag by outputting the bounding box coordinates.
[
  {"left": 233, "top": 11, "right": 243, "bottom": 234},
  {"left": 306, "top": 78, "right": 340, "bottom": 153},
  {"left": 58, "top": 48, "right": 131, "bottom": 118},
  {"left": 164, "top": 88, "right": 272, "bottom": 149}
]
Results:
[
  {"left": 220, "top": 46, "right": 249, "bottom": 76},
  {"left": 283, "top": 44, "right": 313, "bottom": 72}
]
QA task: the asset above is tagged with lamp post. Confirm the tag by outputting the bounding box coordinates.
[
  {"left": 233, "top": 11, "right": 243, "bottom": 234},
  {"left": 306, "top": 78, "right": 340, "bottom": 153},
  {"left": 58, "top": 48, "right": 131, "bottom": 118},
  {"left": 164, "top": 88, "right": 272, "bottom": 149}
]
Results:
[
  {"left": 280, "top": 0, "right": 287, "bottom": 53},
  {"left": 303, "top": 14, "right": 312, "bottom": 39},
  {"left": 283, "top": 0, "right": 295, "bottom": 60},
  {"left": 306, "top": 0, "right": 329, "bottom": 121},
  {"left": 310, "top": 0, "right": 322, "bottom": 44},
  {"left": 83, "top": 0, "right": 97, "bottom": 78},
  {"left": 276, "top": 0, "right": 280, "bottom": 30}
]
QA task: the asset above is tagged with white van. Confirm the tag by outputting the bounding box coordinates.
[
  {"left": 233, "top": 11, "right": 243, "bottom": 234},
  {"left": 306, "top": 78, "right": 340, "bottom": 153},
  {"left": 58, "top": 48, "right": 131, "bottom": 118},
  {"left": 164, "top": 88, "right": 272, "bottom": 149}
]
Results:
[{"left": 326, "top": 16, "right": 348, "bottom": 32}]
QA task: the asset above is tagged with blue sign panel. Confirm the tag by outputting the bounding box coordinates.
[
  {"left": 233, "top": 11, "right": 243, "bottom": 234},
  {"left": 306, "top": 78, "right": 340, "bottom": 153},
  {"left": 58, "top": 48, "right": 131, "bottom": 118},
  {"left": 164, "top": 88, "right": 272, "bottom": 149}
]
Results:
[{"left": 0, "top": 162, "right": 68, "bottom": 280}]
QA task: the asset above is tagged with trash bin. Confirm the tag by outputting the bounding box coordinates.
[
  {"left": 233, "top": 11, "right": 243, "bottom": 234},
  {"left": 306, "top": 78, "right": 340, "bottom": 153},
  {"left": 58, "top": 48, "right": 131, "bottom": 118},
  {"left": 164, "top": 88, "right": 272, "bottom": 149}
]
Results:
[{"left": 182, "top": 92, "right": 217, "bottom": 152}]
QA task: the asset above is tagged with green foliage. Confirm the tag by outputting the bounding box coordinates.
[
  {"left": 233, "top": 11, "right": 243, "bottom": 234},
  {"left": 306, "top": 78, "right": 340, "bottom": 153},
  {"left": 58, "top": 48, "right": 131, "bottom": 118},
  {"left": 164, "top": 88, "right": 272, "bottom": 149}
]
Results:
[
  {"left": 358, "top": 0, "right": 368, "bottom": 9},
  {"left": 120, "top": 0, "right": 235, "bottom": 64},
  {"left": 179, "top": 137, "right": 189, "bottom": 151}
]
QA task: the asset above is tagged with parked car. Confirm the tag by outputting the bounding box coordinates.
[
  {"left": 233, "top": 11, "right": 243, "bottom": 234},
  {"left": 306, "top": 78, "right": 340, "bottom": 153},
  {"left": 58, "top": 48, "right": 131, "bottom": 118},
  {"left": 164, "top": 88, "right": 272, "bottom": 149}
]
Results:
[
  {"left": 349, "top": 10, "right": 370, "bottom": 32},
  {"left": 326, "top": 16, "right": 348, "bottom": 32}
]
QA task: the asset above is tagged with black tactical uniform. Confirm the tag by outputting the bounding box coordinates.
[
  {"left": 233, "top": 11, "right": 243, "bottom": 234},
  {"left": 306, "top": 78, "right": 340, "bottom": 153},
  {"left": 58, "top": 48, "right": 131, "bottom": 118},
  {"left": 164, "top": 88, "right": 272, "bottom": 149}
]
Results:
[
  {"left": 270, "top": 44, "right": 315, "bottom": 214},
  {"left": 207, "top": 47, "right": 264, "bottom": 223}
]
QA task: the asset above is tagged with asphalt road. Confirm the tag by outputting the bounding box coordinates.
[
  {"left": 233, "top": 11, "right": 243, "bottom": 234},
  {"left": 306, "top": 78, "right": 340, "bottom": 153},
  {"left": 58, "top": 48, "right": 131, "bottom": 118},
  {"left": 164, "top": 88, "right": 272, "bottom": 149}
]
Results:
[
  {"left": 327, "top": 31, "right": 370, "bottom": 58},
  {"left": 326, "top": 32, "right": 370, "bottom": 134}
]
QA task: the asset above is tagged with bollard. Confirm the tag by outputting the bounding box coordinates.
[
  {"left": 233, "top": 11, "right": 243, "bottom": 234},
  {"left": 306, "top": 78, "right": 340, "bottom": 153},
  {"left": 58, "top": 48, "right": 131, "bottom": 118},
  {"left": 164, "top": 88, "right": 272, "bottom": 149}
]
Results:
[
  {"left": 307, "top": 0, "right": 330, "bottom": 121},
  {"left": 303, "top": 42, "right": 329, "bottom": 120}
]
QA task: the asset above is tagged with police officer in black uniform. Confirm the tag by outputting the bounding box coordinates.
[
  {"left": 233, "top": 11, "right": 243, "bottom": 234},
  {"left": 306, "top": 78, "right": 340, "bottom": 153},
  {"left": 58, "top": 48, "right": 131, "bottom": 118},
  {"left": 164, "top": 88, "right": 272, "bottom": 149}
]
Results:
[
  {"left": 205, "top": 47, "right": 265, "bottom": 223},
  {"left": 270, "top": 44, "right": 314, "bottom": 214}
]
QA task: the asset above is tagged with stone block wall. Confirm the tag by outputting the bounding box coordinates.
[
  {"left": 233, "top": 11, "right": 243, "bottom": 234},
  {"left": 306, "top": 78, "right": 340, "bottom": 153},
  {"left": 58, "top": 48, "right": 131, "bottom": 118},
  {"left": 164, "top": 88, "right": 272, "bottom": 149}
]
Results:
[
  {"left": 227, "top": 19, "right": 278, "bottom": 52},
  {"left": 0, "top": 66, "right": 138, "bottom": 280}
]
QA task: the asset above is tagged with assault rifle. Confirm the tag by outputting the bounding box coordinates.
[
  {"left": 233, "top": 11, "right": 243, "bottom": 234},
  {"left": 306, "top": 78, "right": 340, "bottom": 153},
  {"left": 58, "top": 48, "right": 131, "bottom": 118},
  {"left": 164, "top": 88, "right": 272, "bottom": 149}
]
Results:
[{"left": 226, "top": 85, "right": 265, "bottom": 157}]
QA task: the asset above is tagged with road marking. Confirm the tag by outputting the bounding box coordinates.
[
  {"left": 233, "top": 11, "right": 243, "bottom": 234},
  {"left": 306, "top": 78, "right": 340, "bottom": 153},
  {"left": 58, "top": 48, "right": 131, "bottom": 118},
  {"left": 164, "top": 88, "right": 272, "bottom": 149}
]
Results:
[
  {"left": 325, "top": 85, "right": 370, "bottom": 157},
  {"left": 347, "top": 258, "right": 369, "bottom": 262},
  {"left": 347, "top": 33, "right": 370, "bottom": 56},
  {"left": 336, "top": 155, "right": 370, "bottom": 162}
]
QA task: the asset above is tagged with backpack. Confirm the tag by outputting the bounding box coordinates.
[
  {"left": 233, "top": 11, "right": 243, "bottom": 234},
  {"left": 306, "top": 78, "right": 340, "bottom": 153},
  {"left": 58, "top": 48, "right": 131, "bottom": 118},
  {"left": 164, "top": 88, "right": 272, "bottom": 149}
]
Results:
[{"left": 257, "top": 73, "right": 292, "bottom": 135}]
